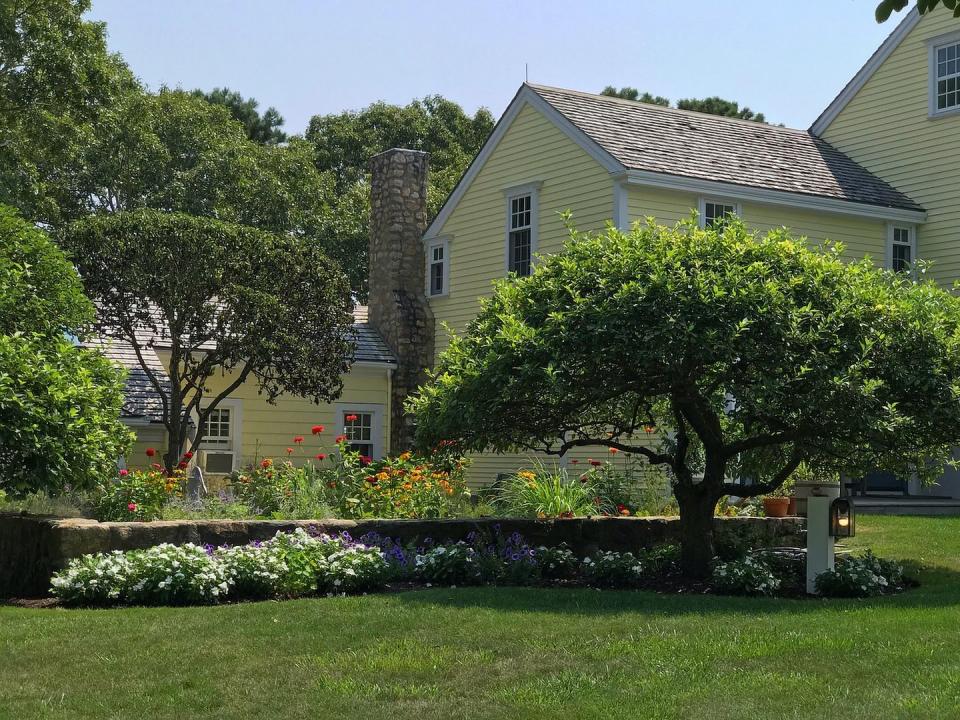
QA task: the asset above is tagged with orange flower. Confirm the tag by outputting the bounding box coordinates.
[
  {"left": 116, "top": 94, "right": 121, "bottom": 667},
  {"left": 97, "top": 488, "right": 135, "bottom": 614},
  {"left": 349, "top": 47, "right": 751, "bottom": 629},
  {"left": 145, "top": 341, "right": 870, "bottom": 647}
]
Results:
[
  {"left": 260, "top": 458, "right": 273, "bottom": 469},
  {"left": 608, "top": 447, "right": 619, "bottom": 454}
]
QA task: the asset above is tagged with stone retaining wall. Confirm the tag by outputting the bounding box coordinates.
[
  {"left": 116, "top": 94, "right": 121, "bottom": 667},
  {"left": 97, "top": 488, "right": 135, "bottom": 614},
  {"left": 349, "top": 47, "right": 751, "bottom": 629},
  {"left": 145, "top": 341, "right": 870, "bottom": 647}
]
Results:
[{"left": 0, "top": 513, "right": 804, "bottom": 598}]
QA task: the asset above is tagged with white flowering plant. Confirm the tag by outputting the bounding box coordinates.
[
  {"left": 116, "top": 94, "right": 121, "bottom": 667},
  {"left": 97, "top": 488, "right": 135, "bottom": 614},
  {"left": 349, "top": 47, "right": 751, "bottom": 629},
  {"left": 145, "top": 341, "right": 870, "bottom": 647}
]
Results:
[
  {"left": 49, "top": 550, "right": 134, "bottom": 605},
  {"left": 124, "top": 543, "right": 231, "bottom": 605},
  {"left": 711, "top": 555, "right": 781, "bottom": 596},
  {"left": 815, "top": 551, "right": 905, "bottom": 598},
  {"left": 319, "top": 545, "right": 391, "bottom": 594},
  {"left": 215, "top": 543, "right": 288, "bottom": 600},
  {"left": 535, "top": 544, "right": 579, "bottom": 581},
  {"left": 580, "top": 551, "right": 645, "bottom": 588},
  {"left": 416, "top": 542, "right": 492, "bottom": 586}
]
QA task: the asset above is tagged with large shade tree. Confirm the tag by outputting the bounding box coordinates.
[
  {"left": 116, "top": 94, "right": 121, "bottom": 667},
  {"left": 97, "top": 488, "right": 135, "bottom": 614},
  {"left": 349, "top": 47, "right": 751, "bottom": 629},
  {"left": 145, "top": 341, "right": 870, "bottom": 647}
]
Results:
[
  {"left": 191, "top": 87, "right": 287, "bottom": 145},
  {"left": 410, "top": 220, "right": 960, "bottom": 577},
  {"left": 0, "top": 205, "right": 131, "bottom": 495},
  {"left": 63, "top": 210, "right": 355, "bottom": 474},
  {"left": 601, "top": 86, "right": 767, "bottom": 122}
]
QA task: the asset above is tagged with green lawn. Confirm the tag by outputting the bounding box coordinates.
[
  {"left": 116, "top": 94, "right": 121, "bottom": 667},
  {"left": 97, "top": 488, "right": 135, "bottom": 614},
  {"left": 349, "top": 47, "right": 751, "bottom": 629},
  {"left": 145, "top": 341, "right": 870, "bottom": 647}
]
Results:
[{"left": 3, "top": 516, "right": 960, "bottom": 720}]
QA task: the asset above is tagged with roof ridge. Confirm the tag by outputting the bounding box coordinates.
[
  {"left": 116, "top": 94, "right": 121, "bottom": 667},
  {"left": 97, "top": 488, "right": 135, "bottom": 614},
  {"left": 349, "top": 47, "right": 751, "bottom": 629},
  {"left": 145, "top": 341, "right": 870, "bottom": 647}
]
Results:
[{"left": 525, "top": 82, "right": 811, "bottom": 136}]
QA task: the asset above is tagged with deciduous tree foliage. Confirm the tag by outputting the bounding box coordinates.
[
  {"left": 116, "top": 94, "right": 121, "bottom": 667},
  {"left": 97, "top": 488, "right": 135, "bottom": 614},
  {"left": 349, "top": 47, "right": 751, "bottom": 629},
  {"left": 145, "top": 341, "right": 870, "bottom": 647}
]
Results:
[
  {"left": 0, "top": 0, "right": 137, "bottom": 222},
  {"left": 411, "top": 220, "right": 960, "bottom": 577},
  {"left": 63, "top": 210, "right": 355, "bottom": 474},
  {"left": 876, "top": 0, "right": 959, "bottom": 22},
  {"left": 0, "top": 206, "right": 131, "bottom": 495}
]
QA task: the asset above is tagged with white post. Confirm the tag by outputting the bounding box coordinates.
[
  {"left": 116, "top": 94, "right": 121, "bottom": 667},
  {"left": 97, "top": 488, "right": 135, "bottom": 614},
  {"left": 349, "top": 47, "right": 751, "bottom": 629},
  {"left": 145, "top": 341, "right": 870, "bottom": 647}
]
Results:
[{"left": 806, "top": 495, "right": 834, "bottom": 594}]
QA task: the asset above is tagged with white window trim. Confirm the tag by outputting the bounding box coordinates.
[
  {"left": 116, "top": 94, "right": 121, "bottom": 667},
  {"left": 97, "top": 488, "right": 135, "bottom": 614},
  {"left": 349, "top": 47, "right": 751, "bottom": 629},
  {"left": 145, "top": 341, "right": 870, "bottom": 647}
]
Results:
[
  {"left": 886, "top": 222, "right": 917, "bottom": 275},
  {"left": 928, "top": 30, "right": 960, "bottom": 118},
  {"left": 503, "top": 181, "right": 542, "bottom": 275},
  {"left": 697, "top": 197, "right": 741, "bottom": 229},
  {"left": 425, "top": 236, "right": 450, "bottom": 298},
  {"left": 333, "top": 402, "right": 385, "bottom": 460},
  {"left": 196, "top": 398, "right": 243, "bottom": 473}
]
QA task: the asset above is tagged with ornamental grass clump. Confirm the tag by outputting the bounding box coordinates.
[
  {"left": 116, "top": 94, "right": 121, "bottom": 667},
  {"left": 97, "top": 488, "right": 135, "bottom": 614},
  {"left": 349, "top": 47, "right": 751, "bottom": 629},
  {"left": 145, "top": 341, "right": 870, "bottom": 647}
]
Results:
[
  {"left": 815, "top": 551, "right": 905, "bottom": 598},
  {"left": 493, "top": 465, "right": 606, "bottom": 518},
  {"left": 711, "top": 555, "right": 781, "bottom": 596}
]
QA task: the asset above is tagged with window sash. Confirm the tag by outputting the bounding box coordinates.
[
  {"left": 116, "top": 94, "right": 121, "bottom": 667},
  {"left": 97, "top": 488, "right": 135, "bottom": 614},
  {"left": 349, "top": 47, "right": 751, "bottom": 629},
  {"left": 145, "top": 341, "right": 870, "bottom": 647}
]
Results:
[
  {"left": 704, "top": 202, "right": 737, "bottom": 228},
  {"left": 200, "top": 408, "right": 232, "bottom": 447},
  {"left": 937, "top": 42, "right": 960, "bottom": 110}
]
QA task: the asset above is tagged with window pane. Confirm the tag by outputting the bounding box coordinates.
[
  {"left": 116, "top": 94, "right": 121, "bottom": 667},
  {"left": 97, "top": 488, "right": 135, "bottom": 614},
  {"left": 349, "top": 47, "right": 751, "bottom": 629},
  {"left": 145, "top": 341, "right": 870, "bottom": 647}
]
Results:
[
  {"left": 509, "top": 228, "right": 532, "bottom": 276},
  {"left": 431, "top": 261, "right": 444, "bottom": 295}
]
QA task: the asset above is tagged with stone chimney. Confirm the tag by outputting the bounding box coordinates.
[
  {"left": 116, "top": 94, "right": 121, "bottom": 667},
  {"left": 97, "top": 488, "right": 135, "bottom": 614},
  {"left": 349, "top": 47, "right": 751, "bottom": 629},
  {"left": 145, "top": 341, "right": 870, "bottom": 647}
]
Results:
[{"left": 367, "top": 148, "right": 435, "bottom": 453}]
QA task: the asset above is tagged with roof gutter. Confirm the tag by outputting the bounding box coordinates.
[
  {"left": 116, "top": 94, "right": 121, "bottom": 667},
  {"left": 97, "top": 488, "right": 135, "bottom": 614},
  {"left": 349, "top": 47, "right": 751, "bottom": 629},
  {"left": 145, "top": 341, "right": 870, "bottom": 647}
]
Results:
[{"left": 620, "top": 170, "right": 927, "bottom": 224}]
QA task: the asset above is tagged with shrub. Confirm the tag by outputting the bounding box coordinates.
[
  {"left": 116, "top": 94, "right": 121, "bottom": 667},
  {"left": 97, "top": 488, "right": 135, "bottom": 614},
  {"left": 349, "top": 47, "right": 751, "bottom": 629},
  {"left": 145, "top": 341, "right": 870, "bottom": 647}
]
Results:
[
  {"left": 581, "top": 551, "right": 645, "bottom": 588},
  {"left": 711, "top": 556, "right": 781, "bottom": 596},
  {"left": 50, "top": 551, "right": 134, "bottom": 605},
  {"left": 535, "top": 543, "right": 579, "bottom": 581},
  {"left": 93, "top": 467, "right": 183, "bottom": 521},
  {"left": 815, "top": 551, "right": 905, "bottom": 598}
]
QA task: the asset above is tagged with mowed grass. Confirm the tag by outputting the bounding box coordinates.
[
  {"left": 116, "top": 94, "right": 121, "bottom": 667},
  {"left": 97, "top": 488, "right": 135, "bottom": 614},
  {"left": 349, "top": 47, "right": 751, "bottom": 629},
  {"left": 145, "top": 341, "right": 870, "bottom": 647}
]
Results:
[{"left": 3, "top": 516, "right": 960, "bottom": 720}]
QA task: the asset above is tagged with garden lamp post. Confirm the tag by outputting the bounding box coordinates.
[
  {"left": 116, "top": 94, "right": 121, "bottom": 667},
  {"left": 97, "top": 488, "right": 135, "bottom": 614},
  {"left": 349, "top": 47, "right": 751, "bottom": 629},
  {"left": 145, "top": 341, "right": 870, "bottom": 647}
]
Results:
[{"left": 806, "top": 494, "right": 835, "bottom": 594}]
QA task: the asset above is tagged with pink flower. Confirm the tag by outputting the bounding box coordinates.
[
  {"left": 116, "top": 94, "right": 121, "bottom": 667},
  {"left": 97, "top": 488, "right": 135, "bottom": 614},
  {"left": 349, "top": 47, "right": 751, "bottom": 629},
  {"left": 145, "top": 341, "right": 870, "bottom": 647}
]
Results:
[
  {"left": 119, "top": 469, "right": 129, "bottom": 477},
  {"left": 127, "top": 502, "right": 137, "bottom": 512},
  {"left": 293, "top": 436, "right": 304, "bottom": 444},
  {"left": 345, "top": 414, "right": 358, "bottom": 422}
]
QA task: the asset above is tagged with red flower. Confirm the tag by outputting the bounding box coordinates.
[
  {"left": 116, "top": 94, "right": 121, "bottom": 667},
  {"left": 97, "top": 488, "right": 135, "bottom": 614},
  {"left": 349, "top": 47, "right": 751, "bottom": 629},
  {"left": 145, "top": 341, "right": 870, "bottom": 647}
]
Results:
[
  {"left": 570, "top": 459, "right": 579, "bottom": 465},
  {"left": 260, "top": 458, "right": 272, "bottom": 469},
  {"left": 315, "top": 453, "right": 327, "bottom": 461},
  {"left": 118, "top": 469, "right": 129, "bottom": 477},
  {"left": 127, "top": 502, "right": 137, "bottom": 512},
  {"left": 335, "top": 434, "right": 347, "bottom": 443},
  {"left": 150, "top": 463, "right": 162, "bottom": 471},
  {"left": 360, "top": 455, "right": 372, "bottom": 466},
  {"left": 608, "top": 447, "right": 619, "bottom": 454},
  {"left": 293, "top": 436, "right": 304, "bottom": 444},
  {"left": 145, "top": 447, "right": 156, "bottom": 457},
  {"left": 366, "top": 475, "right": 377, "bottom": 484},
  {"left": 177, "top": 460, "right": 188, "bottom": 470},
  {"left": 345, "top": 414, "right": 358, "bottom": 423},
  {"left": 183, "top": 451, "right": 194, "bottom": 460},
  {"left": 286, "top": 447, "right": 294, "bottom": 455},
  {"left": 311, "top": 425, "right": 324, "bottom": 435},
  {"left": 589, "top": 460, "right": 602, "bottom": 467}
]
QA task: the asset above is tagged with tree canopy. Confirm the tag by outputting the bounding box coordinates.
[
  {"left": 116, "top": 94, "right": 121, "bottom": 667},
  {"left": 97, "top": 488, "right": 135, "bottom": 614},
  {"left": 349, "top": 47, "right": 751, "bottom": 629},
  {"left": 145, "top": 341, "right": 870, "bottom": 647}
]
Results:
[
  {"left": 0, "top": 205, "right": 131, "bottom": 494},
  {"left": 191, "top": 86, "right": 287, "bottom": 144},
  {"left": 63, "top": 210, "right": 355, "bottom": 473},
  {"left": 411, "top": 219, "right": 960, "bottom": 576},
  {"left": 601, "top": 86, "right": 767, "bottom": 122},
  {"left": 876, "top": 0, "right": 959, "bottom": 21}
]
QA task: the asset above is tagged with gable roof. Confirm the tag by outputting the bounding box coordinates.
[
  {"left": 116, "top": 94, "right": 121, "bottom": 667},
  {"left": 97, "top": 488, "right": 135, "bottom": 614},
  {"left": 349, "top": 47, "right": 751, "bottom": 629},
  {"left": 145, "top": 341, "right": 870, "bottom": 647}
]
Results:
[
  {"left": 424, "top": 82, "right": 924, "bottom": 239},
  {"left": 810, "top": 7, "right": 921, "bottom": 136},
  {"left": 93, "top": 305, "right": 395, "bottom": 424},
  {"left": 530, "top": 84, "right": 923, "bottom": 213}
]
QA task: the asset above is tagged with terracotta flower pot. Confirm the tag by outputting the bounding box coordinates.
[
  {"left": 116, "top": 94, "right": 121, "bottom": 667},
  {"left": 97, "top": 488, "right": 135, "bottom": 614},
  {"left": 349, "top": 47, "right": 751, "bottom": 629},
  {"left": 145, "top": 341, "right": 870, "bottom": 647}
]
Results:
[
  {"left": 787, "top": 496, "right": 797, "bottom": 516},
  {"left": 762, "top": 496, "right": 790, "bottom": 518}
]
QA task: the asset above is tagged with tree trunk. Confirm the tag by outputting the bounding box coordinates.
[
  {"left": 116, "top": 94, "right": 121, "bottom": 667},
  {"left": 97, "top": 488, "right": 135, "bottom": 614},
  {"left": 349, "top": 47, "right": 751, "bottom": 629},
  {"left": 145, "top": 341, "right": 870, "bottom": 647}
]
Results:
[{"left": 676, "top": 488, "right": 717, "bottom": 580}]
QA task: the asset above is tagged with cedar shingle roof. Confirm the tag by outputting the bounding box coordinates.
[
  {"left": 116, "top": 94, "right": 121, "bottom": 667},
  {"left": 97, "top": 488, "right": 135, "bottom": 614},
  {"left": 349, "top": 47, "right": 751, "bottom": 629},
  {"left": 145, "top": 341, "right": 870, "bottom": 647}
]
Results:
[
  {"left": 529, "top": 84, "right": 923, "bottom": 213},
  {"left": 93, "top": 305, "right": 394, "bottom": 423}
]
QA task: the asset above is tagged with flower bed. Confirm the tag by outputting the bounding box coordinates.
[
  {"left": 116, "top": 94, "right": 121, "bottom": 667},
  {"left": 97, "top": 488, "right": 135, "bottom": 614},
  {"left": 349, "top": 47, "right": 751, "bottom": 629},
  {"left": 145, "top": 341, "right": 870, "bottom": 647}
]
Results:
[{"left": 48, "top": 526, "right": 909, "bottom": 607}]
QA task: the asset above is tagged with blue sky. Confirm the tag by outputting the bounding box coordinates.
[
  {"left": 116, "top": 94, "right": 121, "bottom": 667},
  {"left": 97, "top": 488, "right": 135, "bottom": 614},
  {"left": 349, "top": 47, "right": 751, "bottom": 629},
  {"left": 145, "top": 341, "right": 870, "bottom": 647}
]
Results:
[{"left": 88, "top": 0, "right": 899, "bottom": 134}]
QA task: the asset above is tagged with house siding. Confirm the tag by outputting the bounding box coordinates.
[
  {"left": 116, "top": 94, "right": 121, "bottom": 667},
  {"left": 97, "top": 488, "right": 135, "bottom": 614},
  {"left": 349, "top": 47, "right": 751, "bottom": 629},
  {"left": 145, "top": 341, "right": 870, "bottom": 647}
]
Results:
[
  {"left": 125, "top": 355, "right": 391, "bottom": 472},
  {"left": 819, "top": 7, "right": 960, "bottom": 285},
  {"left": 428, "top": 101, "right": 621, "bottom": 486},
  {"left": 627, "top": 186, "right": 888, "bottom": 262}
]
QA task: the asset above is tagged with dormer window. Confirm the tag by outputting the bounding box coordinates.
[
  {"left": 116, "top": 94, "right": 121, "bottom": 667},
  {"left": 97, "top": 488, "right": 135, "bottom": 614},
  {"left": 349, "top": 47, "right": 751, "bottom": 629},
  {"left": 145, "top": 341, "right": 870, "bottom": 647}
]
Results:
[{"left": 929, "top": 33, "right": 960, "bottom": 116}]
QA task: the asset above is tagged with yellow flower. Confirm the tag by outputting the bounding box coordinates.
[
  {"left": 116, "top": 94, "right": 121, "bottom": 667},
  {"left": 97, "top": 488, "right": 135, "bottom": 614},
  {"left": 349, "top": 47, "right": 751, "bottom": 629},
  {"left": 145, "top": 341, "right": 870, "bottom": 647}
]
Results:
[
  {"left": 517, "top": 470, "right": 536, "bottom": 481},
  {"left": 399, "top": 451, "right": 412, "bottom": 461}
]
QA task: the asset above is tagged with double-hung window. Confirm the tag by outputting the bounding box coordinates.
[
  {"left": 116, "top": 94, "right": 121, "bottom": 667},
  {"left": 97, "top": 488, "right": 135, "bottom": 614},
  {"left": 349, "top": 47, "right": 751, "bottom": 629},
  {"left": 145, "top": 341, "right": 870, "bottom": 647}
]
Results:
[
  {"left": 504, "top": 182, "right": 540, "bottom": 277},
  {"left": 888, "top": 224, "right": 916, "bottom": 274},
  {"left": 931, "top": 34, "right": 960, "bottom": 115},
  {"left": 336, "top": 403, "right": 384, "bottom": 460},
  {"left": 699, "top": 198, "right": 740, "bottom": 229},
  {"left": 198, "top": 400, "right": 242, "bottom": 473},
  {"left": 425, "top": 238, "right": 449, "bottom": 297}
]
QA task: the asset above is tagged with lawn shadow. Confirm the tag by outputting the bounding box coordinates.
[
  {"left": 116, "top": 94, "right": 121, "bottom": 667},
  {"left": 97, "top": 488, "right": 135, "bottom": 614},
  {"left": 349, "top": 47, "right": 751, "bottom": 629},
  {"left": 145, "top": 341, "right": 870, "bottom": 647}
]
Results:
[{"left": 392, "top": 564, "right": 960, "bottom": 617}]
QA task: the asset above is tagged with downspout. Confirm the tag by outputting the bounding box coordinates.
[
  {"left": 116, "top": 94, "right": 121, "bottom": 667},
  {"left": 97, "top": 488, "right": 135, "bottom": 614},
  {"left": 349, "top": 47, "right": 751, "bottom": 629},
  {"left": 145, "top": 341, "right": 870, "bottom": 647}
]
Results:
[{"left": 386, "top": 367, "right": 393, "bottom": 456}]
